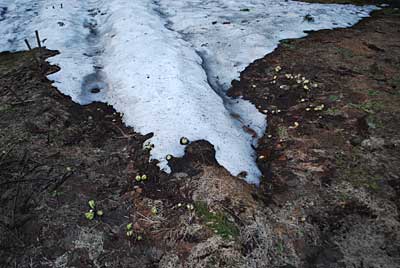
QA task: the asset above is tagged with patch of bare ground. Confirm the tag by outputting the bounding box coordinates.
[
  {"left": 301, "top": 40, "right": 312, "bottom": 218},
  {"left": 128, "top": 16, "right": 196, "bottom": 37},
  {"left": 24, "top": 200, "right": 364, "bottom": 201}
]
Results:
[{"left": 228, "top": 7, "right": 400, "bottom": 268}]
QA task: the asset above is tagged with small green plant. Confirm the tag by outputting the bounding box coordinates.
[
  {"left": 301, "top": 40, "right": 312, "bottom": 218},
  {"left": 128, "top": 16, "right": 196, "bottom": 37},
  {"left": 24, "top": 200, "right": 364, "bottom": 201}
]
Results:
[
  {"left": 350, "top": 101, "right": 383, "bottom": 114},
  {"left": 135, "top": 174, "right": 149, "bottom": 182},
  {"left": 195, "top": 202, "right": 239, "bottom": 240},
  {"left": 367, "top": 89, "right": 379, "bottom": 96},
  {"left": 276, "top": 242, "right": 285, "bottom": 254},
  {"left": 84, "top": 200, "right": 104, "bottom": 220},
  {"left": 151, "top": 206, "right": 158, "bottom": 215},
  {"left": 180, "top": 137, "right": 189, "bottom": 145},
  {"left": 126, "top": 223, "right": 143, "bottom": 241},
  {"left": 126, "top": 223, "right": 134, "bottom": 237},
  {"left": 144, "top": 142, "right": 154, "bottom": 150},
  {"left": 324, "top": 107, "right": 341, "bottom": 116},
  {"left": 328, "top": 95, "right": 339, "bottom": 102},
  {"left": 85, "top": 211, "right": 95, "bottom": 220},
  {"left": 277, "top": 126, "right": 288, "bottom": 141},
  {"left": 51, "top": 190, "right": 63, "bottom": 197}
]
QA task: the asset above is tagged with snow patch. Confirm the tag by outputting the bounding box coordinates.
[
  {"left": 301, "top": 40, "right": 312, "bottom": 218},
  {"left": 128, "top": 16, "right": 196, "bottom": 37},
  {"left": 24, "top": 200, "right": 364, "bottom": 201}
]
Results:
[{"left": 0, "top": 0, "right": 378, "bottom": 184}]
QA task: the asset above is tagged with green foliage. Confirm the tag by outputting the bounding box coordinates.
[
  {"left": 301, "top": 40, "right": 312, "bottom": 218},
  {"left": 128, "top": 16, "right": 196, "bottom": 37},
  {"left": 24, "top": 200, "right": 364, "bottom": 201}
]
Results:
[
  {"left": 328, "top": 95, "right": 340, "bottom": 102},
  {"left": 337, "top": 47, "right": 354, "bottom": 59},
  {"left": 195, "top": 202, "right": 239, "bottom": 240},
  {"left": 335, "top": 148, "right": 382, "bottom": 192},
  {"left": 85, "top": 211, "right": 95, "bottom": 220},
  {"left": 324, "top": 107, "right": 341, "bottom": 116},
  {"left": 84, "top": 200, "right": 103, "bottom": 220},
  {"left": 350, "top": 101, "right": 383, "bottom": 114},
  {"left": 88, "top": 200, "right": 96, "bottom": 209}
]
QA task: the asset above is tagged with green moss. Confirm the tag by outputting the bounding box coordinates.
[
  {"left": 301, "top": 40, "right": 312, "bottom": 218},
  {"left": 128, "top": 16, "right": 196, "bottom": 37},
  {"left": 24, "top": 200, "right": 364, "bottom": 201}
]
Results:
[
  {"left": 350, "top": 101, "right": 384, "bottom": 114},
  {"left": 324, "top": 107, "right": 341, "bottom": 116},
  {"left": 335, "top": 149, "right": 382, "bottom": 192},
  {"left": 337, "top": 47, "right": 354, "bottom": 59},
  {"left": 276, "top": 241, "right": 285, "bottom": 254},
  {"left": 280, "top": 39, "right": 296, "bottom": 50},
  {"left": 277, "top": 126, "right": 289, "bottom": 140},
  {"left": 0, "top": 104, "right": 13, "bottom": 113},
  {"left": 195, "top": 201, "right": 239, "bottom": 240},
  {"left": 328, "top": 95, "right": 340, "bottom": 102}
]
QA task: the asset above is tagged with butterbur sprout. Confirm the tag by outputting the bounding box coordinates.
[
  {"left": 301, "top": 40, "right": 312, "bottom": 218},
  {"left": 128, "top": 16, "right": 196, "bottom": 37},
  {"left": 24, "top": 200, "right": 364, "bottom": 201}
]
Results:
[
  {"left": 135, "top": 175, "right": 142, "bottom": 182},
  {"left": 85, "top": 210, "right": 94, "bottom": 220},
  {"left": 141, "top": 174, "right": 148, "bottom": 181},
  {"left": 166, "top": 154, "right": 173, "bottom": 161},
  {"left": 88, "top": 200, "right": 96, "bottom": 209},
  {"left": 151, "top": 206, "right": 158, "bottom": 215},
  {"left": 180, "top": 137, "right": 189, "bottom": 145}
]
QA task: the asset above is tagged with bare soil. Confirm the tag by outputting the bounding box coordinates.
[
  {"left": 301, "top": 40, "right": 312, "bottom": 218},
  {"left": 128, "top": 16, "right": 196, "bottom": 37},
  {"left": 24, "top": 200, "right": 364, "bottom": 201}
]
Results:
[{"left": 1, "top": 5, "right": 400, "bottom": 268}]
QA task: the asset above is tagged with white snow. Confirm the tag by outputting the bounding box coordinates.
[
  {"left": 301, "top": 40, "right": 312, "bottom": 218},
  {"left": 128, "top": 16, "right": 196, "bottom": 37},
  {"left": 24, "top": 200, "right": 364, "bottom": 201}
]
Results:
[{"left": 0, "top": 0, "right": 377, "bottom": 184}]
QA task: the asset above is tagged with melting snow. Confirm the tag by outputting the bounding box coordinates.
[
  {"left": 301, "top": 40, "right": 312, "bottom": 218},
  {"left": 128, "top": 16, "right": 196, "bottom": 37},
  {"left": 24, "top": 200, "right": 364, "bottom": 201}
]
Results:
[{"left": 0, "top": 0, "right": 377, "bottom": 184}]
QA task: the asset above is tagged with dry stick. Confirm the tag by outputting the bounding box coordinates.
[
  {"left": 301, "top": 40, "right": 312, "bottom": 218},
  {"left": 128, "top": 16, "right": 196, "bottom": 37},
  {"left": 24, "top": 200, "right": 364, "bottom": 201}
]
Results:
[
  {"left": 35, "top": 30, "right": 43, "bottom": 73},
  {"left": 35, "top": 30, "right": 42, "bottom": 54},
  {"left": 24, "top": 39, "right": 32, "bottom": 50}
]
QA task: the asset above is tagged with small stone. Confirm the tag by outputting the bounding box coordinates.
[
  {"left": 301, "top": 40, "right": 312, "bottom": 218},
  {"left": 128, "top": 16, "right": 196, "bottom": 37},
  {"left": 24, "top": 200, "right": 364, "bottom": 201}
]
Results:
[{"left": 361, "top": 137, "right": 385, "bottom": 150}]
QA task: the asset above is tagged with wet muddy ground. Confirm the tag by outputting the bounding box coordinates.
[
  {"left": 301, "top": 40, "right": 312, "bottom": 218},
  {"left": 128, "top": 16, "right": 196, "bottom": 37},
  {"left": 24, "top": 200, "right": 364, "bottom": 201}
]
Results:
[{"left": 1, "top": 4, "right": 400, "bottom": 268}]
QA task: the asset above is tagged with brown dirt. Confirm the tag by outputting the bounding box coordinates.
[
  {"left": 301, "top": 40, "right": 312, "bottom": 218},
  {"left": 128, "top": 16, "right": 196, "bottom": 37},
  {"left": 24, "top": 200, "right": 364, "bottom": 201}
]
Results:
[
  {"left": 1, "top": 5, "right": 400, "bottom": 268},
  {"left": 229, "top": 7, "right": 400, "bottom": 268}
]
